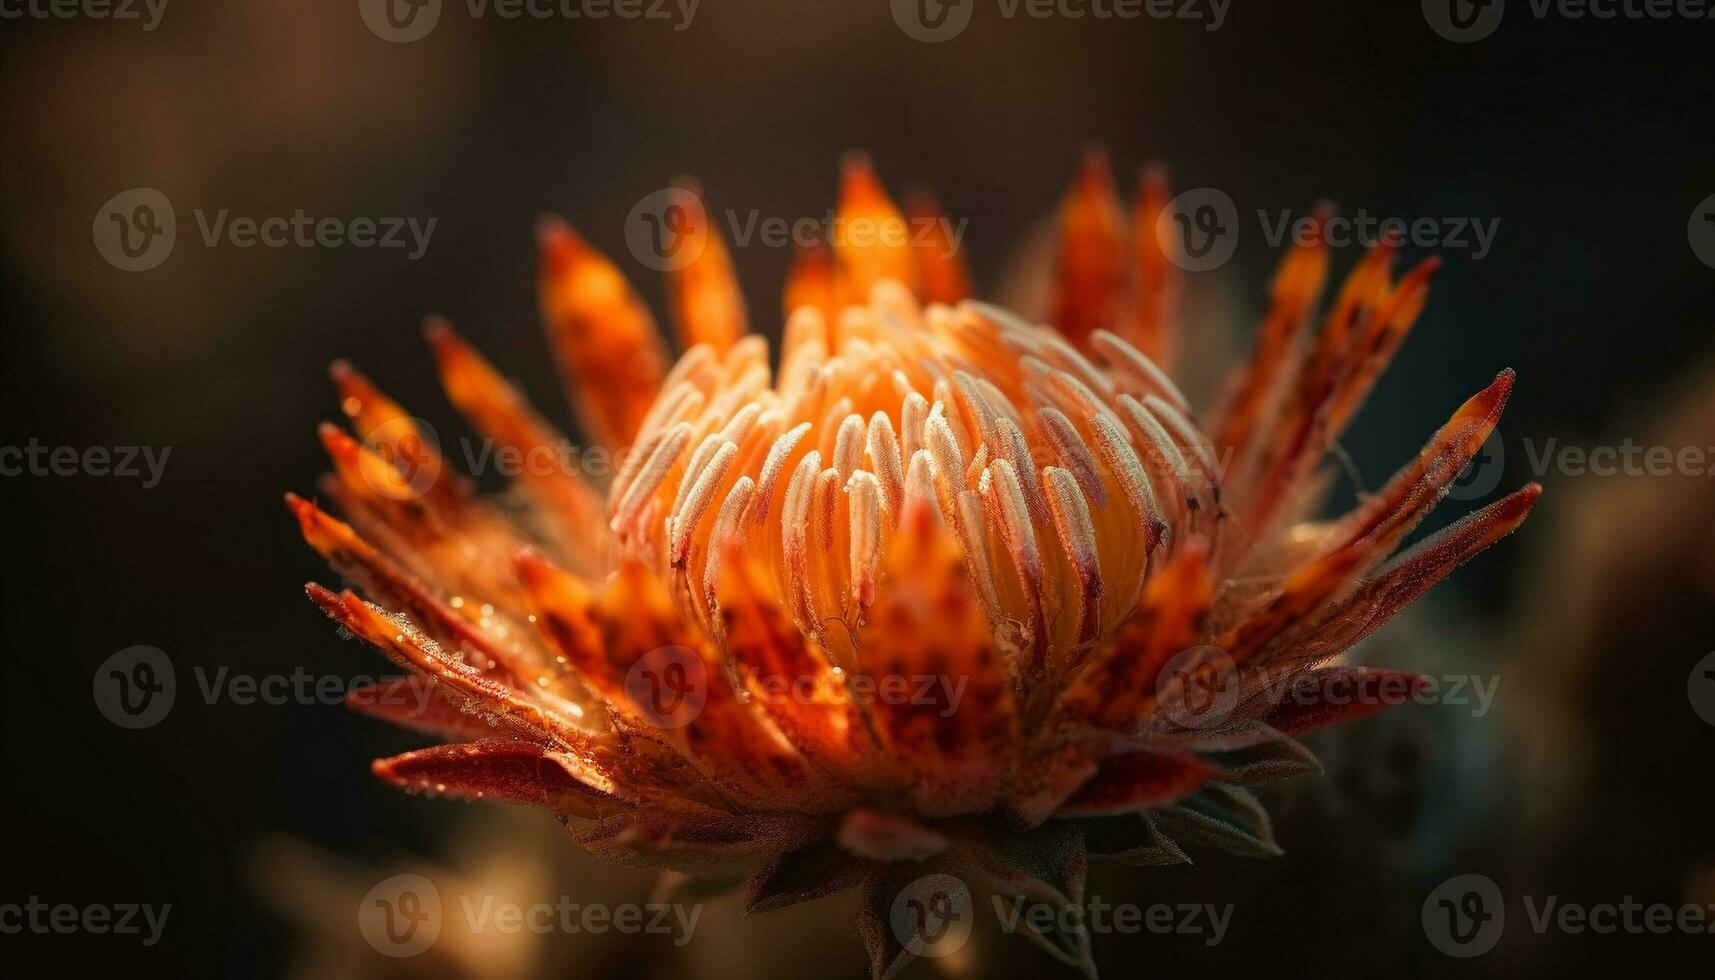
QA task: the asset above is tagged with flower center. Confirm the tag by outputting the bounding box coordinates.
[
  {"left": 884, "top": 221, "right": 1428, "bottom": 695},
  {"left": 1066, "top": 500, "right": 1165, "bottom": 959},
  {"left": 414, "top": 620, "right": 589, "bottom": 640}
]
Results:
[{"left": 609, "top": 283, "right": 1220, "bottom": 668}]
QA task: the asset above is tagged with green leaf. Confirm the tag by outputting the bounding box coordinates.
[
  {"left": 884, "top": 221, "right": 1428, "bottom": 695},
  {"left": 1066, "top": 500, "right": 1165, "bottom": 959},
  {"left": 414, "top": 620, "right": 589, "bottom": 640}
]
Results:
[
  {"left": 1067, "top": 813, "right": 1192, "bottom": 867},
  {"left": 1205, "top": 726, "right": 1321, "bottom": 785},
  {"left": 996, "top": 894, "right": 1099, "bottom": 979},
  {"left": 1152, "top": 783, "right": 1283, "bottom": 858},
  {"left": 744, "top": 840, "right": 869, "bottom": 914},
  {"left": 857, "top": 862, "right": 975, "bottom": 980},
  {"left": 966, "top": 820, "right": 1087, "bottom": 906}
]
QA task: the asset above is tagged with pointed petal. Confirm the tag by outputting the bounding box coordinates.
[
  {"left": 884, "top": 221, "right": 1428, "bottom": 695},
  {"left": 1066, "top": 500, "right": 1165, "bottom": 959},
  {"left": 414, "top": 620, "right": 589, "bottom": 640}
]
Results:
[
  {"left": 1069, "top": 813, "right": 1192, "bottom": 867},
  {"left": 838, "top": 809, "right": 952, "bottom": 863},
  {"left": 345, "top": 677, "right": 506, "bottom": 742},
  {"left": 860, "top": 504, "right": 1020, "bottom": 817},
  {"left": 1056, "top": 749, "right": 1220, "bottom": 817},
  {"left": 783, "top": 244, "right": 837, "bottom": 325},
  {"left": 745, "top": 840, "right": 871, "bottom": 914},
  {"left": 666, "top": 180, "right": 748, "bottom": 354},
  {"left": 906, "top": 188, "right": 973, "bottom": 305},
  {"left": 1262, "top": 668, "right": 1430, "bottom": 737},
  {"left": 1154, "top": 783, "right": 1283, "bottom": 858},
  {"left": 538, "top": 217, "right": 669, "bottom": 450},
  {"left": 424, "top": 319, "right": 611, "bottom": 572},
  {"left": 371, "top": 740, "right": 625, "bottom": 818},
  {"left": 1128, "top": 163, "right": 1179, "bottom": 365},
  {"left": 835, "top": 154, "right": 916, "bottom": 302},
  {"left": 1050, "top": 149, "right": 1127, "bottom": 350}
]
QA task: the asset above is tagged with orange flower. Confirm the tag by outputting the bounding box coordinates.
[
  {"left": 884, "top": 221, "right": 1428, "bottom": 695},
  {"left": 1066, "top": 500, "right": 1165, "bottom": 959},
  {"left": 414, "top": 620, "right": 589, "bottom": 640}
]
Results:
[{"left": 289, "top": 154, "right": 1537, "bottom": 976}]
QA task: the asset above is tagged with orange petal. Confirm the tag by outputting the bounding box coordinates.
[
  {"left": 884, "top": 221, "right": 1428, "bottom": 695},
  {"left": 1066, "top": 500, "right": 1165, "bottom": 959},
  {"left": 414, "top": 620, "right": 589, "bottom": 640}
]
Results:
[
  {"left": 905, "top": 188, "right": 972, "bottom": 305},
  {"left": 538, "top": 217, "right": 669, "bottom": 450},
  {"left": 666, "top": 180, "right": 748, "bottom": 354},
  {"left": 1050, "top": 149, "right": 1127, "bottom": 351},
  {"left": 424, "top": 318, "right": 610, "bottom": 573},
  {"left": 1128, "top": 164, "right": 1179, "bottom": 365},
  {"left": 834, "top": 154, "right": 916, "bottom": 303},
  {"left": 782, "top": 243, "right": 836, "bottom": 326}
]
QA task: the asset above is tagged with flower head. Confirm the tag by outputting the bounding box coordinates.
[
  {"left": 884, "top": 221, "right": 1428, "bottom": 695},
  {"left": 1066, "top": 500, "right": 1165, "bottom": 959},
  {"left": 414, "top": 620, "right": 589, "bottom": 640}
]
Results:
[{"left": 289, "top": 154, "right": 1537, "bottom": 976}]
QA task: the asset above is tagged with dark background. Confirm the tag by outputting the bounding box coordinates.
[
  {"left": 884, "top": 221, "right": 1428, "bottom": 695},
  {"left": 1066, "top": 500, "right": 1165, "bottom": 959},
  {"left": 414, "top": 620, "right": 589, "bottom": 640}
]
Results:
[{"left": 2, "top": 1, "right": 1712, "bottom": 977}]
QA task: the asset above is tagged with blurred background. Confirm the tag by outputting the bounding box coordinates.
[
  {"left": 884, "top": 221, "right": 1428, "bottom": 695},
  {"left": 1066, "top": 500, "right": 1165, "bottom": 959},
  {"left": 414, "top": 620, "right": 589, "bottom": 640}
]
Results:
[{"left": 1, "top": 1, "right": 1711, "bottom": 976}]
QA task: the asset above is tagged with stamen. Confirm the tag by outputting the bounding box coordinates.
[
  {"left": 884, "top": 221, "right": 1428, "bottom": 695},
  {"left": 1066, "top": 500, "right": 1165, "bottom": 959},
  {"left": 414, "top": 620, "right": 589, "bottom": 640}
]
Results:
[
  {"left": 832, "top": 413, "right": 866, "bottom": 480},
  {"left": 751, "top": 422, "right": 813, "bottom": 528},
  {"left": 1043, "top": 466, "right": 1103, "bottom": 647},
  {"left": 670, "top": 440, "right": 737, "bottom": 567},
  {"left": 864, "top": 412, "right": 905, "bottom": 517}
]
